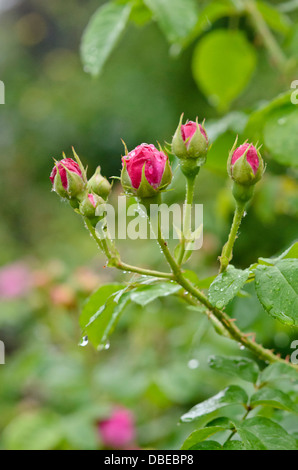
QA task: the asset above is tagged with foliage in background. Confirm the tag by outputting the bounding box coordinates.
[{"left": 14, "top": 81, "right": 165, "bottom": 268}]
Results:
[{"left": 0, "top": 0, "right": 297, "bottom": 450}]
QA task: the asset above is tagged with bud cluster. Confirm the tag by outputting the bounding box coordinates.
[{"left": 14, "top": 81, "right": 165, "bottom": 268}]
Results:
[
  {"left": 50, "top": 147, "right": 111, "bottom": 224},
  {"left": 50, "top": 117, "right": 265, "bottom": 225}
]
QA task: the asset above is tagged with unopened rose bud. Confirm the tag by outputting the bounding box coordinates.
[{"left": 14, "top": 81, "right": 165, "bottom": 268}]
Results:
[
  {"left": 79, "top": 193, "right": 105, "bottom": 218},
  {"left": 172, "top": 115, "right": 208, "bottom": 163},
  {"left": 50, "top": 157, "right": 86, "bottom": 199},
  {"left": 227, "top": 140, "right": 265, "bottom": 203},
  {"left": 87, "top": 166, "right": 111, "bottom": 200},
  {"left": 121, "top": 143, "right": 172, "bottom": 199}
]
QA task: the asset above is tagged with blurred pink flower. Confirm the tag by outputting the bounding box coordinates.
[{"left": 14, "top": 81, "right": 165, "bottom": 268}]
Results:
[
  {"left": 98, "top": 407, "right": 136, "bottom": 449},
  {"left": 0, "top": 262, "right": 32, "bottom": 299}
]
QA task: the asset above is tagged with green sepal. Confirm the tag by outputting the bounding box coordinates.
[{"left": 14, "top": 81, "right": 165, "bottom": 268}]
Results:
[
  {"left": 158, "top": 157, "right": 173, "bottom": 190},
  {"left": 79, "top": 193, "right": 105, "bottom": 218},
  {"left": 172, "top": 113, "right": 188, "bottom": 159},
  {"left": 187, "top": 118, "right": 208, "bottom": 160},
  {"left": 71, "top": 147, "right": 88, "bottom": 184},
  {"left": 87, "top": 166, "right": 111, "bottom": 200},
  {"left": 172, "top": 114, "right": 208, "bottom": 162},
  {"left": 227, "top": 136, "right": 239, "bottom": 179},
  {"left": 120, "top": 161, "right": 135, "bottom": 196},
  {"left": 65, "top": 170, "right": 86, "bottom": 198},
  {"left": 138, "top": 163, "right": 160, "bottom": 198}
]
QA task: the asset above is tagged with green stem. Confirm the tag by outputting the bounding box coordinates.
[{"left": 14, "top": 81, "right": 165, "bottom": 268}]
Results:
[
  {"left": 84, "top": 217, "right": 173, "bottom": 279},
  {"left": 177, "top": 175, "right": 196, "bottom": 266},
  {"left": 219, "top": 202, "right": 246, "bottom": 274},
  {"left": 153, "top": 209, "right": 298, "bottom": 370},
  {"left": 112, "top": 260, "right": 174, "bottom": 279},
  {"left": 85, "top": 204, "right": 298, "bottom": 372},
  {"left": 225, "top": 406, "right": 252, "bottom": 444},
  {"left": 245, "top": 0, "right": 287, "bottom": 72},
  {"left": 84, "top": 217, "right": 111, "bottom": 260}
]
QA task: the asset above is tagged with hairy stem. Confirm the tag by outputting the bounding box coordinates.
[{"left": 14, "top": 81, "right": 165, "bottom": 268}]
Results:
[
  {"left": 153, "top": 211, "right": 298, "bottom": 371},
  {"left": 84, "top": 217, "right": 173, "bottom": 279},
  {"left": 177, "top": 174, "right": 196, "bottom": 266},
  {"left": 219, "top": 202, "right": 246, "bottom": 273},
  {"left": 85, "top": 208, "right": 298, "bottom": 372}
]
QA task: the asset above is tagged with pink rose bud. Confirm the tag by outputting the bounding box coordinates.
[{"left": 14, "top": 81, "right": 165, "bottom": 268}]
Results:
[
  {"left": 231, "top": 143, "right": 259, "bottom": 175},
  {"left": 172, "top": 114, "right": 208, "bottom": 163},
  {"left": 181, "top": 121, "right": 208, "bottom": 149},
  {"left": 227, "top": 139, "right": 264, "bottom": 203},
  {"left": 228, "top": 141, "right": 264, "bottom": 186},
  {"left": 79, "top": 193, "right": 105, "bottom": 219},
  {"left": 50, "top": 153, "right": 86, "bottom": 199},
  {"left": 98, "top": 407, "right": 136, "bottom": 449},
  {"left": 121, "top": 143, "right": 172, "bottom": 199}
]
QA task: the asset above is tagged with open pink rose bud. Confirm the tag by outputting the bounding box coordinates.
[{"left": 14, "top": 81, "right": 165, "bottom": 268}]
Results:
[
  {"left": 97, "top": 407, "right": 136, "bottom": 449},
  {"left": 172, "top": 114, "right": 208, "bottom": 163},
  {"left": 227, "top": 140, "right": 264, "bottom": 203},
  {"left": 50, "top": 156, "right": 86, "bottom": 199},
  {"left": 79, "top": 193, "right": 105, "bottom": 218},
  {"left": 121, "top": 143, "right": 172, "bottom": 199}
]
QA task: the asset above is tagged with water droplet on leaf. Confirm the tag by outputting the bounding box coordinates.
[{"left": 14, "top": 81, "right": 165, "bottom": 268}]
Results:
[{"left": 79, "top": 336, "right": 88, "bottom": 347}]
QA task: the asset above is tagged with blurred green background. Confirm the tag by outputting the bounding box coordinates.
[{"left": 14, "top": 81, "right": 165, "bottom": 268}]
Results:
[{"left": 0, "top": 0, "right": 297, "bottom": 449}]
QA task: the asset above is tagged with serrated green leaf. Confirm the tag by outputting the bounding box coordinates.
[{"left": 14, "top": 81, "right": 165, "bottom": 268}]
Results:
[
  {"left": 264, "top": 107, "right": 298, "bottom": 167},
  {"left": 190, "top": 440, "right": 222, "bottom": 450},
  {"left": 258, "top": 242, "right": 298, "bottom": 266},
  {"left": 80, "top": 284, "right": 130, "bottom": 349},
  {"left": 79, "top": 284, "right": 125, "bottom": 330},
  {"left": 255, "top": 259, "right": 298, "bottom": 326},
  {"left": 223, "top": 440, "right": 246, "bottom": 450},
  {"left": 244, "top": 91, "right": 291, "bottom": 143},
  {"left": 259, "top": 362, "right": 298, "bottom": 384},
  {"left": 81, "top": 3, "right": 131, "bottom": 76},
  {"left": 206, "top": 417, "right": 235, "bottom": 429},
  {"left": 208, "top": 355, "right": 260, "bottom": 383},
  {"left": 192, "top": 30, "right": 256, "bottom": 112},
  {"left": 251, "top": 387, "right": 298, "bottom": 414},
  {"left": 144, "top": 0, "right": 199, "bottom": 44},
  {"left": 181, "top": 426, "right": 226, "bottom": 450},
  {"left": 208, "top": 266, "right": 250, "bottom": 309},
  {"left": 180, "top": 385, "right": 248, "bottom": 423},
  {"left": 130, "top": 282, "right": 181, "bottom": 306},
  {"left": 236, "top": 417, "right": 298, "bottom": 450}
]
